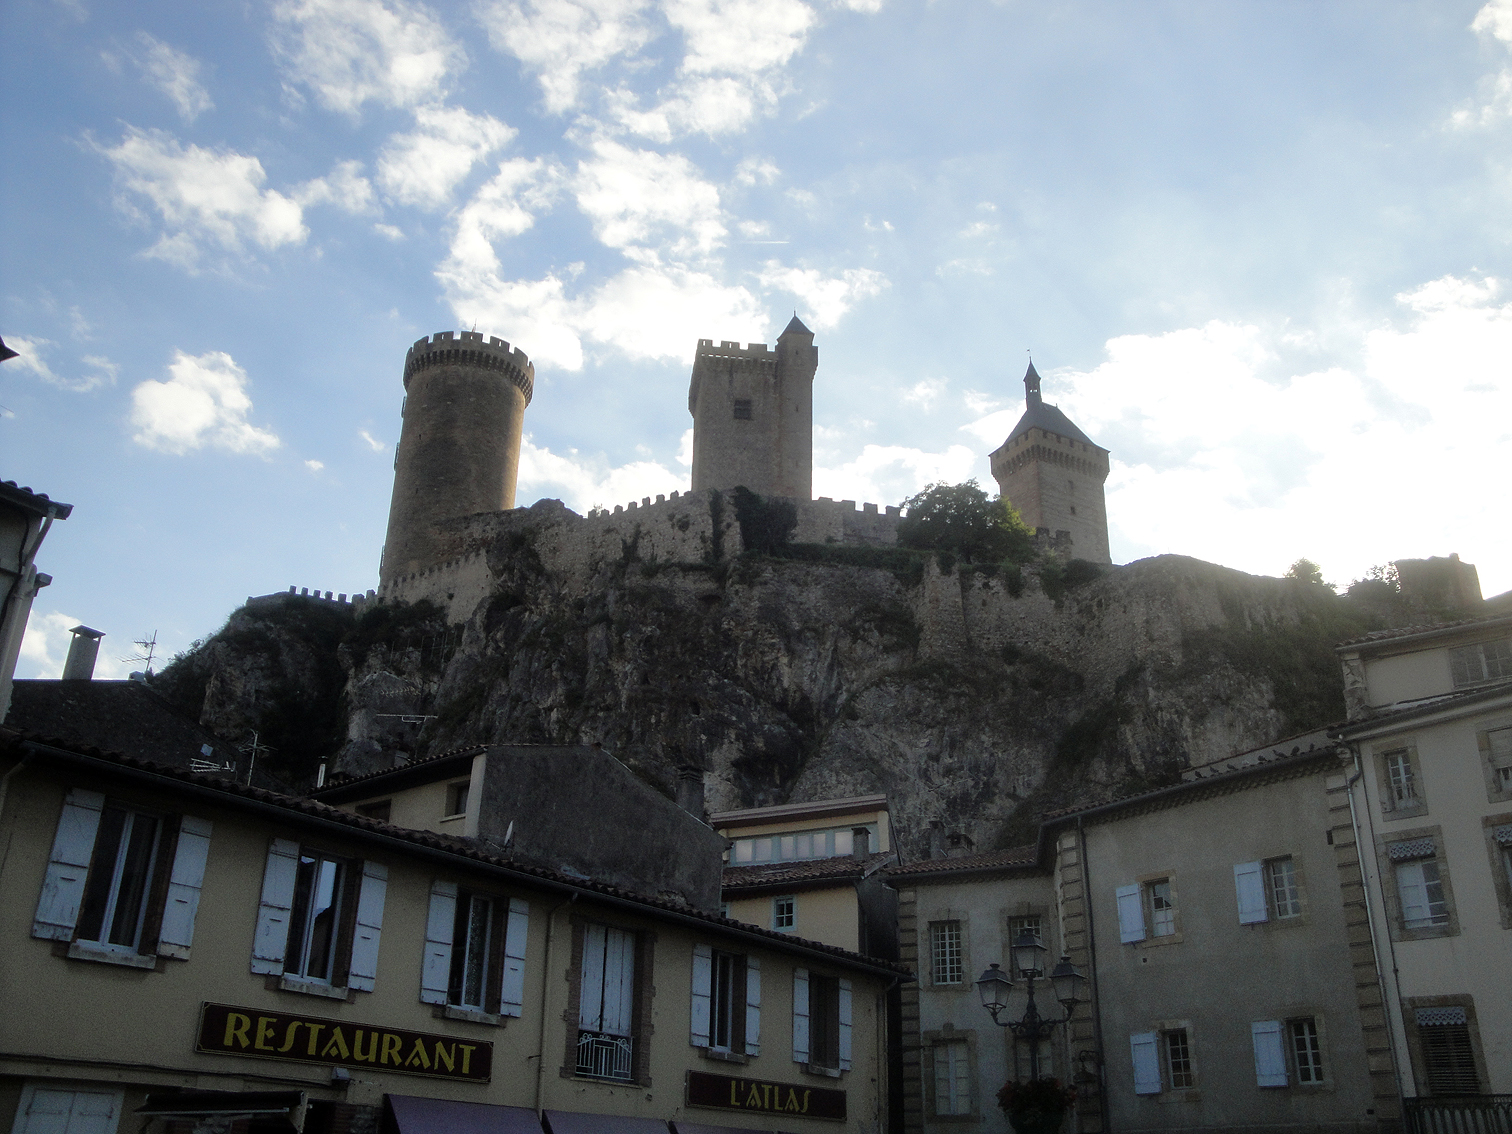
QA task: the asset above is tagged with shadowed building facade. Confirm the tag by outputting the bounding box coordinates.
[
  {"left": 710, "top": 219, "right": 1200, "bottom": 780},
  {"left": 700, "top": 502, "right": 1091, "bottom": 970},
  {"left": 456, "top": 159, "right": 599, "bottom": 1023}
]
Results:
[{"left": 989, "top": 362, "right": 1111, "bottom": 564}]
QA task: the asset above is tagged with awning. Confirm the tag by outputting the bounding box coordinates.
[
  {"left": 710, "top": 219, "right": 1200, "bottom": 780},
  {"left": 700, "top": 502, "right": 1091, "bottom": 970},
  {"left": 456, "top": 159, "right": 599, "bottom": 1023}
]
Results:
[
  {"left": 542, "top": 1111, "right": 670, "bottom": 1134},
  {"left": 138, "top": 1093, "right": 307, "bottom": 1119},
  {"left": 384, "top": 1096, "right": 542, "bottom": 1134}
]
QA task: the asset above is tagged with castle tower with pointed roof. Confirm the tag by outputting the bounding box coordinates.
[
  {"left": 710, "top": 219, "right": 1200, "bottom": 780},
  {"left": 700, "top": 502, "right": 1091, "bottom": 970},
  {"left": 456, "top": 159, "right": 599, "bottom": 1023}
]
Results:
[
  {"left": 989, "top": 361, "right": 1111, "bottom": 563},
  {"left": 688, "top": 314, "right": 816, "bottom": 499}
]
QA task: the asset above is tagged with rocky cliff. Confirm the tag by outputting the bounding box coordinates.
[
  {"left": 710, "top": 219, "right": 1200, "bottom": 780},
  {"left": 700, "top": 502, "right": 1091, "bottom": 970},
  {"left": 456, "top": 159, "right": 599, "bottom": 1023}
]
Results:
[{"left": 152, "top": 497, "right": 1417, "bottom": 858}]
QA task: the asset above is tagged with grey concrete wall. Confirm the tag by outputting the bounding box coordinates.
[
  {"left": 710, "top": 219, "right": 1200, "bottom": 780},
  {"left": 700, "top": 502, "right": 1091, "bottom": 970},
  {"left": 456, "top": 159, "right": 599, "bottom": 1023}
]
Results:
[{"left": 475, "top": 744, "right": 728, "bottom": 910}]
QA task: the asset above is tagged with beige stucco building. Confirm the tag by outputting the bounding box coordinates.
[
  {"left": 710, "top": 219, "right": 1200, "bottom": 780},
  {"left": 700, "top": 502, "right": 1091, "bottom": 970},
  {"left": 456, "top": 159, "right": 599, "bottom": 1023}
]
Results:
[{"left": 0, "top": 732, "right": 905, "bottom": 1134}]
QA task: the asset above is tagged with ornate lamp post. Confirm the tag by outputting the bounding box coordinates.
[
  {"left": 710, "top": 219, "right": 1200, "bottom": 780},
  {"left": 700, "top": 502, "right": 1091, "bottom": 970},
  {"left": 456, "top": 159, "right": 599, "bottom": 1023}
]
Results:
[{"left": 976, "top": 932, "right": 1087, "bottom": 1082}]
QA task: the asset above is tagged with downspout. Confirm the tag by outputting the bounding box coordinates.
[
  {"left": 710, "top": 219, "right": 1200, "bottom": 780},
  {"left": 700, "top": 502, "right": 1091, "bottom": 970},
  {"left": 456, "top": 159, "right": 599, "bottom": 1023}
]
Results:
[
  {"left": 534, "top": 892, "right": 576, "bottom": 1114},
  {"left": 1344, "top": 743, "right": 1410, "bottom": 1102},
  {"left": 1077, "top": 816, "right": 1110, "bottom": 1134}
]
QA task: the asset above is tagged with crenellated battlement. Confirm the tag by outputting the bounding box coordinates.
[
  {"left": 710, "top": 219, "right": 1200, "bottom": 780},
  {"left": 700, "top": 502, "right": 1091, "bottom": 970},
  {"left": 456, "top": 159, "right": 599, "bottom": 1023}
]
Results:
[
  {"left": 246, "top": 586, "right": 379, "bottom": 611},
  {"left": 404, "top": 330, "right": 535, "bottom": 404},
  {"left": 694, "top": 339, "right": 777, "bottom": 361}
]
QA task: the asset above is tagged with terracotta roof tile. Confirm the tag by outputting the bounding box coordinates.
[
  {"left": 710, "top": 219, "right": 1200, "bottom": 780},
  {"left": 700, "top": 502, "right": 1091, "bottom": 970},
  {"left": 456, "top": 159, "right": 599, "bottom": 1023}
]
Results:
[
  {"left": 1335, "top": 609, "right": 1512, "bottom": 649},
  {"left": 723, "top": 852, "right": 893, "bottom": 889},
  {"left": 885, "top": 844, "right": 1039, "bottom": 877}
]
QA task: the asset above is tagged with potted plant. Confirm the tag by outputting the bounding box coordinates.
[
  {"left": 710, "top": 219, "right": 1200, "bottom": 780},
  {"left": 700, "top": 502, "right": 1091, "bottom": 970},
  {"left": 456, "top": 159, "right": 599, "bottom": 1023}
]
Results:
[{"left": 996, "top": 1077, "right": 1076, "bottom": 1134}]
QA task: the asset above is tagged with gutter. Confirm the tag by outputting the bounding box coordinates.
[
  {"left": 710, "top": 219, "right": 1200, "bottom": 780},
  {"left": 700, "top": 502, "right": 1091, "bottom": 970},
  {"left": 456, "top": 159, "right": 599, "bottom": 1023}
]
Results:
[{"left": 15, "top": 739, "right": 908, "bottom": 981}]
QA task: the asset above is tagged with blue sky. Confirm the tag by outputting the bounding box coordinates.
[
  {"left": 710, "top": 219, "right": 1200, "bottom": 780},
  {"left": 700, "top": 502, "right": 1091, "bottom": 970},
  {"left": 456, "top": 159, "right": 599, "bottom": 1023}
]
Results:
[{"left": 5, "top": 0, "right": 1512, "bottom": 677}]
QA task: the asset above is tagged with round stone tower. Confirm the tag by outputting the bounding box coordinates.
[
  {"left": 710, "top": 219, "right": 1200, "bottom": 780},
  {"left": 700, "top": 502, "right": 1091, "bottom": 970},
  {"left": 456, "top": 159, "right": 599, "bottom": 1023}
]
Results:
[{"left": 380, "top": 330, "right": 534, "bottom": 585}]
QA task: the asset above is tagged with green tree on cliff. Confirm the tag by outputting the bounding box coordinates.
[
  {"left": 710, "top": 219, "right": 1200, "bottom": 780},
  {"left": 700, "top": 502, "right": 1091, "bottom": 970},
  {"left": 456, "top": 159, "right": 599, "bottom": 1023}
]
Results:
[{"left": 897, "top": 480, "right": 1034, "bottom": 562}]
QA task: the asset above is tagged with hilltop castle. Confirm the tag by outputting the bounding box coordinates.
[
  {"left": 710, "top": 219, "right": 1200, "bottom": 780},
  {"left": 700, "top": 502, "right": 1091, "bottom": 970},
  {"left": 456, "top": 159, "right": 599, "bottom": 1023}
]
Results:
[{"left": 377, "top": 322, "right": 1111, "bottom": 589}]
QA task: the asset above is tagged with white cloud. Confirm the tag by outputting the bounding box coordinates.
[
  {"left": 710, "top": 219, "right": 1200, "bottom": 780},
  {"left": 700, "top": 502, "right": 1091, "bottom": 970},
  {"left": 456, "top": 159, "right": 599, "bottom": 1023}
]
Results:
[
  {"left": 305, "top": 459, "right": 325, "bottom": 470},
  {"left": 1452, "top": 1, "right": 1512, "bottom": 126},
  {"left": 516, "top": 435, "right": 686, "bottom": 511},
  {"left": 296, "top": 159, "right": 377, "bottom": 213},
  {"left": 377, "top": 104, "right": 516, "bottom": 209},
  {"left": 573, "top": 138, "right": 725, "bottom": 254},
  {"left": 4, "top": 336, "right": 117, "bottom": 392},
  {"left": 1473, "top": 0, "right": 1512, "bottom": 43},
  {"left": 667, "top": 0, "right": 813, "bottom": 76},
  {"left": 756, "top": 262, "right": 887, "bottom": 327},
  {"left": 374, "top": 223, "right": 405, "bottom": 240},
  {"left": 734, "top": 156, "right": 779, "bottom": 185},
  {"left": 477, "top": 0, "right": 651, "bottom": 114},
  {"left": 98, "top": 128, "right": 306, "bottom": 269},
  {"left": 902, "top": 376, "right": 946, "bottom": 411},
  {"left": 127, "top": 33, "right": 213, "bottom": 122},
  {"left": 18, "top": 612, "right": 133, "bottom": 681},
  {"left": 130, "top": 350, "right": 280, "bottom": 455},
  {"left": 676, "top": 426, "right": 693, "bottom": 467},
  {"left": 270, "top": 0, "right": 464, "bottom": 114},
  {"left": 814, "top": 443, "right": 979, "bottom": 507},
  {"left": 359, "top": 429, "right": 386, "bottom": 451}
]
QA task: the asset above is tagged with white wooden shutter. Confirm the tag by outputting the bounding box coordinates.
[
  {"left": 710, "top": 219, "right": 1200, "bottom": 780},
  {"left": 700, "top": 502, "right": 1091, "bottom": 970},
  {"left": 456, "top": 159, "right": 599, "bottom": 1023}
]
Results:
[
  {"left": 499, "top": 897, "right": 529, "bottom": 1017},
  {"left": 690, "top": 943, "right": 713, "bottom": 1047},
  {"left": 347, "top": 860, "right": 388, "bottom": 992},
  {"left": 156, "top": 816, "right": 213, "bottom": 958},
  {"left": 792, "top": 968, "right": 810, "bottom": 1064},
  {"left": 1234, "top": 861, "right": 1269, "bottom": 925},
  {"left": 1397, "top": 862, "right": 1429, "bottom": 926},
  {"left": 1130, "top": 1032, "right": 1162, "bottom": 1095},
  {"left": 744, "top": 955, "right": 762, "bottom": 1056},
  {"left": 33, "top": 788, "right": 105, "bottom": 941},
  {"left": 250, "top": 838, "right": 299, "bottom": 973},
  {"left": 838, "top": 977, "right": 853, "bottom": 1071},
  {"left": 420, "top": 881, "right": 457, "bottom": 1005},
  {"left": 600, "top": 927, "right": 636, "bottom": 1037},
  {"left": 1251, "top": 1020, "right": 1288, "bottom": 1087},
  {"left": 1116, "top": 884, "right": 1146, "bottom": 944},
  {"left": 579, "top": 923, "right": 607, "bottom": 1030}
]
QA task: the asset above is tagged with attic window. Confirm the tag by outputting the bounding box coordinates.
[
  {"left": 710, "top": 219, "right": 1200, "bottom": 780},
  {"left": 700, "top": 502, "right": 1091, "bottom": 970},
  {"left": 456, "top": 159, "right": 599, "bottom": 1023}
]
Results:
[
  {"left": 733, "top": 399, "right": 753, "bottom": 420},
  {"left": 356, "top": 800, "right": 392, "bottom": 823},
  {"left": 445, "top": 781, "right": 470, "bottom": 819}
]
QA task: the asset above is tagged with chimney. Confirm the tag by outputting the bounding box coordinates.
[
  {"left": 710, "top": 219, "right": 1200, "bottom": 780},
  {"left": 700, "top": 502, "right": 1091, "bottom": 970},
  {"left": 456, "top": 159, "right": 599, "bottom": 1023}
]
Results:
[
  {"left": 676, "top": 764, "right": 706, "bottom": 821},
  {"left": 62, "top": 625, "right": 104, "bottom": 680}
]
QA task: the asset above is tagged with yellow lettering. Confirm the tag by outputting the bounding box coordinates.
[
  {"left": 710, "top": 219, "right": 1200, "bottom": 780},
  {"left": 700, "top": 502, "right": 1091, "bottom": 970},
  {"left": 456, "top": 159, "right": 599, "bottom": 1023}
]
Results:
[
  {"left": 433, "top": 1042, "right": 455, "bottom": 1073},
  {"left": 786, "top": 1088, "right": 800, "bottom": 1112},
  {"left": 801, "top": 1089, "right": 811, "bottom": 1114},
  {"left": 404, "top": 1040, "right": 431, "bottom": 1070},
  {"left": 223, "top": 1013, "right": 251, "bottom": 1049},
  {"left": 321, "top": 1028, "right": 351, "bottom": 1060},
  {"left": 381, "top": 1033, "right": 403, "bottom": 1065},
  {"left": 730, "top": 1079, "right": 739, "bottom": 1106},
  {"left": 351, "top": 1030, "right": 378, "bottom": 1062},
  {"left": 745, "top": 1084, "right": 762, "bottom": 1108},
  {"left": 304, "top": 1024, "right": 325, "bottom": 1056},
  {"left": 254, "top": 1017, "right": 277, "bottom": 1051},
  {"left": 276, "top": 1022, "right": 302, "bottom": 1053},
  {"left": 459, "top": 1045, "right": 476, "bottom": 1075}
]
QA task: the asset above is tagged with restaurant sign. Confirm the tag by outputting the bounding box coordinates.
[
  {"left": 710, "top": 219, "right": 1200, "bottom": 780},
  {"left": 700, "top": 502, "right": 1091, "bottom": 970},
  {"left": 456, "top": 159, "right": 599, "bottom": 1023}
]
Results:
[
  {"left": 196, "top": 1003, "right": 492, "bottom": 1083},
  {"left": 686, "top": 1070, "right": 845, "bottom": 1121}
]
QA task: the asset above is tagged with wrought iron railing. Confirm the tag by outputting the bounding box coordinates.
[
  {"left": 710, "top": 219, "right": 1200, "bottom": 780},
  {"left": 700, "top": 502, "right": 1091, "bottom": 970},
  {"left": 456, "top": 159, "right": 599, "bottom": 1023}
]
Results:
[
  {"left": 1404, "top": 1096, "right": 1512, "bottom": 1134},
  {"left": 576, "top": 1031, "right": 633, "bottom": 1081}
]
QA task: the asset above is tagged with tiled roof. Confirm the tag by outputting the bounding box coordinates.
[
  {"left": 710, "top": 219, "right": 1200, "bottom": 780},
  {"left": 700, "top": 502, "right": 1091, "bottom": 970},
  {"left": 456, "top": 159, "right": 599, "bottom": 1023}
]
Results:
[
  {"left": 1335, "top": 609, "right": 1512, "bottom": 649},
  {"left": 0, "top": 480, "right": 73, "bottom": 519},
  {"left": 723, "top": 852, "right": 893, "bottom": 890},
  {"left": 1332, "top": 679, "right": 1512, "bottom": 735},
  {"left": 2, "top": 727, "right": 909, "bottom": 978},
  {"left": 885, "top": 844, "right": 1039, "bottom": 878},
  {"left": 314, "top": 744, "right": 487, "bottom": 797}
]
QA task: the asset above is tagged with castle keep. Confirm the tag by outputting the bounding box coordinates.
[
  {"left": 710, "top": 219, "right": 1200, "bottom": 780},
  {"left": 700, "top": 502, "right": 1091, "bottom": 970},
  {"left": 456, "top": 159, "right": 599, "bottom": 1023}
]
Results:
[
  {"left": 381, "top": 331, "right": 534, "bottom": 585},
  {"left": 990, "top": 361, "right": 1111, "bottom": 563}
]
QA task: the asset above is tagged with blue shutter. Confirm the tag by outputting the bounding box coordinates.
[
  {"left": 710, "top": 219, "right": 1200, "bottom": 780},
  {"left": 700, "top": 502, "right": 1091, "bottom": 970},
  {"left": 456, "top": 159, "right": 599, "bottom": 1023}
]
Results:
[
  {"left": 347, "top": 860, "right": 387, "bottom": 992},
  {"left": 1234, "top": 861, "right": 1268, "bottom": 924},
  {"left": 690, "top": 944, "right": 713, "bottom": 1047},
  {"left": 157, "top": 816, "right": 213, "bottom": 958},
  {"left": 250, "top": 838, "right": 299, "bottom": 974},
  {"left": 838, "top": 978, "right": 853, "bottom": 1071},
  {"left": 744, "top": 956, "right": 762, "bottom": 1056},
  {"left": 1130, "top": 1032, "right": 1162, "bottom": 1095},
  {"left": 499, "top": 898, "right": 529, "bottom": 1017},
  {"left": 1252, "top": 1021, "right": 1287, "bottom": 1087},
  {"left": 792, "top": 968, "right": 810, "bottom": 1064},
  {"left": 420, "top": 881, "right": 456, "bottom": 1005},
  {"left": 33, "top": 789, "right": 105, "bottom": 941},
  {"left": 1116, "top": 884, "right": 1146, "bottom": 943}
]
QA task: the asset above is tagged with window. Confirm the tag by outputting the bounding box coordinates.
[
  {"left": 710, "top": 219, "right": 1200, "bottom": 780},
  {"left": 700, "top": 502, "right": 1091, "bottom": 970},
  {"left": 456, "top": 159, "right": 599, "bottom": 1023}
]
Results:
[
  {"left": 733, "top": 399, "right": 753, "bottom": 420},
  {"left": 1394, "top": 857, "right": 1449, "bottom": 930},
  {"left": 32, "top": 789, "right": 213, "bottom": 967},
  {"left": 355, "top": 800, "right": 392, "bottom": 822},
  {"left": 1385, "top": 750, "right": 1418, "bottom": 809},
  {"left": 773, "top": 895, "right": 795, "bottom": 931},
  {"left": 418, "top": 881, "right": 529, "bottom": 1018},
  {"left": 1164, "top": 1029, "right": 1195, "bottom": 1088},
  {"left": 932, "top": 1040, "right": 971, "bottom": 1116},
  {"left": 12, "top": 1085, "right": 123, "bottom": 1134},
  {"left": 445, "top": 781, "right": 470, "bottom": 818},
  {"left": 1415, "top": 1008, "right": 1480, "bottom": 1095},
  {"left": 793, "top": 968, "right": 852, "bottom": 1073},
  {"left": 930, "top": 921, "right": 963, "bottom": 985},
  {"left": 1148, "top": 880, "right": 1176, "bottom": 937},
  {"left": 1268, "top": 857, "right": 1302, "bottom": 918},
  {"left": 575, "top": 923, "right": 638, "bottom": 1081},
  {"left": 1234, "top": 858, "right": 1302, "bottom": 923},
  {"left": 1450, "top": 638, "right": 1512, "bottom": 688},
  {"left": 690, "top": 945, "right": 759, "bottom": 1055},
  {"left": 1289, "top": 1018, "right": 1324, "bottom": 1084},
  {"left": 1252, "top": 1018, "right": 1324, "bottom": 1087},
  {"left": 731, "top": 824, "right": 877, "bottom": 864},
  {"left": 251, "top": 838, "right": 388, "bottom": 994},
  {"left": 1480, "top": 726, "right": 1512, "bottom": 799},
  {"left": 1131, "top": 1028, "right": 1195, "bottom": 1094},
  {"left": 1008, "top": 914, "right": 1043, "bottom": 944}
]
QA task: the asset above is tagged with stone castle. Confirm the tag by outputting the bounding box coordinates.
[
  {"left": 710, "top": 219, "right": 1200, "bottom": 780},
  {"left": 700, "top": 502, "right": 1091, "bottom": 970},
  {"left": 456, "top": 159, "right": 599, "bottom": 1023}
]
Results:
[{"left": 375, "top": 320, "right": 1111, "bottom": 608}]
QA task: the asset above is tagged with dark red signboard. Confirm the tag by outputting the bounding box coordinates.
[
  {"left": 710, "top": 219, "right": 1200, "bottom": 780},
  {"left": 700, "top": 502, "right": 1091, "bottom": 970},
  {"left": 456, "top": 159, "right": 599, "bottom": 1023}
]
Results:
[
  {"left": 196, "top": 1003, "right": 492, "bottom": 1082},
  {"left": 685, "top": 1070, "right": 845, "bottom": 1122}
]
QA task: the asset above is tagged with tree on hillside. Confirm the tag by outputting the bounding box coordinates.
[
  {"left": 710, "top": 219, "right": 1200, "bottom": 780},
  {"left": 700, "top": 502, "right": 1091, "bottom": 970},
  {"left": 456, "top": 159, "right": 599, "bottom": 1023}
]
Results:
[
  {"left": 1285, "top": 558, "right": 1330, "bottom": 587},
  {"left": 897, "top": 480, "right": 1034, "bottom": 562}
]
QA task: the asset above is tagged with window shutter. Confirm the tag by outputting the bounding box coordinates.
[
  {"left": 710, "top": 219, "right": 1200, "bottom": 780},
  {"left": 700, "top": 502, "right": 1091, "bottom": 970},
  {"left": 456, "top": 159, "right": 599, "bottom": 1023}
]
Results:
[
  {"left": 33, "top": 789, "right": 105, "bottom": 941},
  {"left": 690, "top": 943, "right": 713, "bottom": 1047},
  {"left": 1234, "top": 861, "right": 1268, "bottom": 925},
  {"left": 420, "top": 881, "right": 457, "bottom": 1005},
  {"left": 744, "top": 955, "right": 762, "bottom": 1056},
  {"left": 792, "top": 968, "right": 810, "bottom": 1064},
  {"left": 838, "top": 977, "right": 853, "bottom": 1071},
  {"left": 1130, "top": 1031, "right": 1162, "bottom": 1094},
  {"left": 157, "top": 816, "right": 213, "bottom": 958},
  {"left": 600, "top": 928, "right": 636, "bottom": 1037},
  {"left": 250, "top": 838, "right": 299, "bottom": 974},
  {"left": 499, "top": 897, "right": 529, "bottom": 1017},
  {"left": 1116, "top": 884, "right": 1146, "bottom": 943},
  {"left": 579, "top": 924, "right": 607, "bottom": 1031},
  {"left": 347, "top": 860, "right": 388, "bottom": 992},
  {"left": 1251, "top": 1020, "right": 1287, "bottom": 1087},
  {"left": 1397, "top": 863, "right": 1429, "bottom": 926}
]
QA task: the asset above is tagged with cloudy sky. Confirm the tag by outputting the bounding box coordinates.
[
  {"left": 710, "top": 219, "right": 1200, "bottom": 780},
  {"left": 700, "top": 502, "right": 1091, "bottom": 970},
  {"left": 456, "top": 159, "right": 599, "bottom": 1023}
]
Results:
[{"left": 5, "top": 0, "right": 1512, "bottom": 677}]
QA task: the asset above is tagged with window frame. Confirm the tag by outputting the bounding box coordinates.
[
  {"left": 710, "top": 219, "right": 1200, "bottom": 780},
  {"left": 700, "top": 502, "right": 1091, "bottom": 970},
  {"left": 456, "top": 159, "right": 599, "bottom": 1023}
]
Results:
[
  {"left": 928, "top": 920, "right": 964, "bottom": 986},
  {"left": 1266, "top": 856, "right": 1304, "bottom": 920},
  {"left": 564, "top": 917, "right": 654, "bottom": 1086},
  {"left": 1449, "top": 637, "right": 1512, "bottom": 689},
  {"left": 732, "top": 398, "right": 753, "bottom": 420},
  {"left": 1146, "top": 877, "right": 1179, "bottom": 940},
  {"left": 1477, "top": 720, "right": 1512, "bottom": 804},
  {"left": 772, "top": 895, "right": 796, "bottom": 932},
  {"left": 1482, "top": 813, "right": 1512, "bottom": 930},
  {"left": 419, "top": 880, "right": 528, "bottom": 1022},
  {"left": 1376, "top": 824, "right": 1460, "bottom": 942},
  {"left": 1131, "top": 1022, "right": 1198, "bottom": 1097},
  {"left": 1288, "top": 1016, "right": 1327, "bottom": 1086},
  {"left": 930, "top": 1036, "right": 974, "bottom": 1118},
  {"left": 1401, "top": 997, "right": 1489, "bottom": 1098},
  {"left": 443, "top": 781, "right": 470, "bottom": 821},
  {"left": 792, "top": 967, "right": 853, "bottom": 1076},
  {"left": 284, "top": 850, "right": 352, "bottom": 985},
  {"left": 1374, "top": 743, "right": 1428, "bottom": 819}
]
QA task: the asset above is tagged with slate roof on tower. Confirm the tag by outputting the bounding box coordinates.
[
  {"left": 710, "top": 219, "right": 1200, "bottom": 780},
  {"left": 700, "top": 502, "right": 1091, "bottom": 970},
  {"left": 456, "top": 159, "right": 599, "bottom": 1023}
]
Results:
[
  {"left": 781, "top": 313, "right": 813, "bottom": 336},
  {"left": 999, "top": 361, "right": 1103, "bottom": 450}
]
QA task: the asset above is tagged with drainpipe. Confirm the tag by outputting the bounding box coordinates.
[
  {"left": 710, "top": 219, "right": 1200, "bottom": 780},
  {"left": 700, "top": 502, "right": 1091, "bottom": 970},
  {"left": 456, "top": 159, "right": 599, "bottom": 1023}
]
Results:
[
  {"left": 1343, "top": 743, "right": 1411, "bottom": 1103},
  {"left": 1076, "top": 816, "right": 1109, "bottom": 1134},
  {"left": 534, "top": 892, "right": 576, "bottom": 1114}
]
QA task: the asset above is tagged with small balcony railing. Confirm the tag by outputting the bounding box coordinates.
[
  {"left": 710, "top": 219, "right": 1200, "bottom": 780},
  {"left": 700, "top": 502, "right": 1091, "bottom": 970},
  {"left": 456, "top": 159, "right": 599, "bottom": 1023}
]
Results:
[
  {"left": 575, "top": 1031, "right": 633, "bottom": 1081},
  {"left": 1404, "top": 1095, "right": 1512, "bottom": 1134}
]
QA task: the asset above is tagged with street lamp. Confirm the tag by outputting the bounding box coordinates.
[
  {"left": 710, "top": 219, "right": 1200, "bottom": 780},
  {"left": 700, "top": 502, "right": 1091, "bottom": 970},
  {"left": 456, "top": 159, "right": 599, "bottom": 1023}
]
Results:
[{"left": 976, "top": 932, "right": 1086, "bottom": 1082}]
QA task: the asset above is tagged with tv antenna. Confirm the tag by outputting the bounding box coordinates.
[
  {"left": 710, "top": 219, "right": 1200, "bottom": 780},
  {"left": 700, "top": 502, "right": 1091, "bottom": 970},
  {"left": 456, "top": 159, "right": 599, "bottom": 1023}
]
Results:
[
  {"left": 240, "top": 730, "right": 276, "bottom": 785},
  {"left": 121, "top": 630, "right": 159, "bottom": 676}
]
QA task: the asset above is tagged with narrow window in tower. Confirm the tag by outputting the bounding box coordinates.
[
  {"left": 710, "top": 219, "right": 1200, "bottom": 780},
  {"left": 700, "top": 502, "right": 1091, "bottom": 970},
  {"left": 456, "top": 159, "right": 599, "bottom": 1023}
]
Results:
[{"left": 733, "top": 399, "right": 753, "bottom": 420}]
